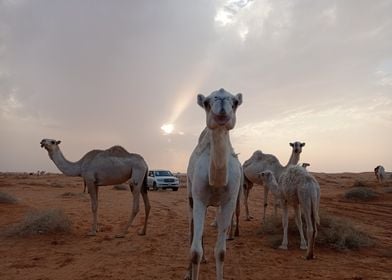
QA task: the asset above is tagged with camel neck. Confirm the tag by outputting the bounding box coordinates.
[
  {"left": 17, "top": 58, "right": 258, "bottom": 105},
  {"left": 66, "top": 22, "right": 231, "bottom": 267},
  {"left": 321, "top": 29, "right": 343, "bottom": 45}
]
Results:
[
  {"left": 209, "top": 127, "right": 230, "bottom": 187},
  {"left": 48, "top": 148, "right": 81, "bottom": 176},
  {"left": 286, "top": 152, "right": 300, "bottom": 167}
]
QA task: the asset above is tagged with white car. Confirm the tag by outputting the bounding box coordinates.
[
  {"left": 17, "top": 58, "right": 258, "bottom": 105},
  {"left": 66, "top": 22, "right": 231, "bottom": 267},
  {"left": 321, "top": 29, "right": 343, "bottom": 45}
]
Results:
[{"left": 147, "top": 170, "right": 180, "bottom": 191}]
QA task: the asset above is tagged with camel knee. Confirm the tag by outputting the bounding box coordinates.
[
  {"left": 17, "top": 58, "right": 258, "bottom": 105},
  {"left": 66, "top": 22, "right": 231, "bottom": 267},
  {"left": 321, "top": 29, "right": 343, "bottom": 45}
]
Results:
[
  {"left": 191, "top": 249, "right": 203, "bottom": 264},
  {"left": 216, "top": 249, "right": 225, "bottom": 262}
]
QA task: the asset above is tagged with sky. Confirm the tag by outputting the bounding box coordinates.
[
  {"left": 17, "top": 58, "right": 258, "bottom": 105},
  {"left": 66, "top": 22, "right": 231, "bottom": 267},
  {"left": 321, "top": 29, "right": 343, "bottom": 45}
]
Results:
[{"left": 0, "top": 0, "right": 391, "bottom": 173}]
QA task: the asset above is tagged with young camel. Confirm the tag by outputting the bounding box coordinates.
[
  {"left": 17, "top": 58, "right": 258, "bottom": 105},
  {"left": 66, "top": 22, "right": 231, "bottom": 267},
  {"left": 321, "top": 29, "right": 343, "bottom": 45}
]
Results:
[
  {"left": 185, "top": 88, "right": 243, "bottom": 280},
  {"left": 243, "top": 141, "right": 305, "bottom": 222},
  {"left": 259, "top": 165, "right": 320, "bottom": 259},
  {"left": 40, "top": 139, "right": 150, "bottom": 237}
]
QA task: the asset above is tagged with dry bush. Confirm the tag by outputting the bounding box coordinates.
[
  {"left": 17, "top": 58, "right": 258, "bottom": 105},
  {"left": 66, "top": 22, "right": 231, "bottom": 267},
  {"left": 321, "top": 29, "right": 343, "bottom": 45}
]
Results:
[
  {"left": 0, "top": 191, "right": 18, "bottom": 204},
  {"left": 112, "top": 184, "right": 129, "bottom": 191},
  {"left": 4, "top": 208, "right": 71, "bottom": 236},
  {"left": 352, "top": 180, "right": 370, "bottom": 188},
  {"left": 344, "top": 187, "right": 378, "bottom": 201},
  {"left": 260, "top": 211, "right": 374, "bottom": 251}
]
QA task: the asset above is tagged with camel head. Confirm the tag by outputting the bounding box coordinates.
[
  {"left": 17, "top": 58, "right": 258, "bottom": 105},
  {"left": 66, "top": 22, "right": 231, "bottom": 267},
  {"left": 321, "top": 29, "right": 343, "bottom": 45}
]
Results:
[
  {"left": 197, "top": 88, "right": 242, "bottom": 130},
  {"left": 290, "top": 141, "right": 305, "bottom": 154},
  {"left": 258, "top": 170, "right": 278, "bottom": 187},
  {"left": 40, "top": 139, "right": 61, "bottom": 152}
]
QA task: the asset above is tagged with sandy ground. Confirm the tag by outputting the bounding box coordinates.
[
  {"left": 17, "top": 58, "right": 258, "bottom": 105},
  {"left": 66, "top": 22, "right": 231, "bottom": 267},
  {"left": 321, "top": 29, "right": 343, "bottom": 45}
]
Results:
[{"left": 0, "top": 172, "right": 391, "bottom": 280}]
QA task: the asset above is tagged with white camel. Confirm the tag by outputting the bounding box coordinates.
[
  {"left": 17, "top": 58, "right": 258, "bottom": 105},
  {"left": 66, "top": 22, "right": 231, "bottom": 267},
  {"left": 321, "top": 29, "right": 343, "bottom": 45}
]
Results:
[
  {"left": 40, "top": 139, "right": 150, "bottom": 237},
  {"left": 185, "top": 88, "right": 243, "bottom": 280},
  {"left": 259, "top": 165, "right": 320, "bottom": 260},
  {"left": 243, "top": 141, "right": 305, "bottom": 222},
  {"left": 374, "top": 165, "right": 386, "bottom": 184}
]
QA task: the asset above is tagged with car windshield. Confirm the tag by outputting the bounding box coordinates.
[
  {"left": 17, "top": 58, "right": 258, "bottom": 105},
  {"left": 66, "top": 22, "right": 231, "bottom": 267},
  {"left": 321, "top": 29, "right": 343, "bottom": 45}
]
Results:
[{"left": 155, "top": 171, "right": 173, "bottom": 176}]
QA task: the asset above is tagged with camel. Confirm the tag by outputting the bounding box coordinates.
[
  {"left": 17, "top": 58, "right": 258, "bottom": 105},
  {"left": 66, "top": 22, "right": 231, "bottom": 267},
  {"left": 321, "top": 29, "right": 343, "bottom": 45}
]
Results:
[
  {"left": 40, "top": 139, "right": 150, "bottom": 237},
  {"left": 185, "top": 88, "right": 243, "bottom": 280},
  {"left": 243, "top": 141, "right": 305, "bottom": 222},
  {"left": 374, "top": 165, "right": 386, "bottom": 184},
  {"left": 259, "top": 165, "right": 320, "bottom": 260}
]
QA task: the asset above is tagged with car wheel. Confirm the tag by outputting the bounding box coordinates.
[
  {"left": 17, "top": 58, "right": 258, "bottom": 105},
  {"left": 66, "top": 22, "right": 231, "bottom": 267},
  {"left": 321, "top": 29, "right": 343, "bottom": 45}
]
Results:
[
  {"left": 172, "top": 187, "right": 178, "bottom": 191},
  {"left": 153, "top": 182, "right": 158, "bottom": 191}
]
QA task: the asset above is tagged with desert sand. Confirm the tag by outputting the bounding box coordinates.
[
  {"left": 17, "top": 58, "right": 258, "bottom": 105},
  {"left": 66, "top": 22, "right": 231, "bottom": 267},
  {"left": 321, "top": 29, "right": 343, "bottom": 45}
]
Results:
[{"left": 0, "top": 171, "right": 391, "bottom": 280}]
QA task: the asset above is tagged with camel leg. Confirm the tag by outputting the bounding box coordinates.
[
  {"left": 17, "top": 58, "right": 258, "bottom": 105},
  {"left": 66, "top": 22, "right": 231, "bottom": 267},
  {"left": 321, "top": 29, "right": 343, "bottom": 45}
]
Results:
[
  {"left": 294, "top": 204, "right": 307, "bottom": 250},
  {"left": 228, "top": 192, "right": 241, "bottom": 239},
  {"left": 190, "top": 199, "right": 207, "bottom": 280},
  {"left": 279, "top": 203, "right": 289, "bottom": 250},
  {"left": 87, "top": 183, "right": 99, "bottom": 236},
  {"left": 116, "top": 184, "right": 141, "bottom": 238},
  {"left": 243, "top": 185, "right": 252, "bottom": 221},
  {"left": 215, "top": 202, "right": 236, "bottom": 280},
  {"left": 263, "top": 186, "right": 269, "bottom": 223},
  {"left": 303, "top": 209, "right": 316, "bottom": 259},
  {"left": 138, "top": 190, "right": 151, "bottom": 235}
]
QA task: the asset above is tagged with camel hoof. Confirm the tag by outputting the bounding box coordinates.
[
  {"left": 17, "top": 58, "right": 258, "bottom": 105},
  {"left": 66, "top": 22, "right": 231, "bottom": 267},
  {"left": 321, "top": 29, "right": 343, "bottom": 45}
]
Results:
[
  {"left": 137, "top": 229, "right": 146, "bottom": 236},
  {"left": 115, "top": 233, "right": 126, "bottom": 238},
  {"left": 245, "top": 216, "right": 253, "bottom": 221},
  {"left": 300, "top": 245, "right": 308, "bottom": 250},
  {"left": 210, "top": 221, "right": 217, "bottom": 227},
  {"left": 278, "top": 245, "right": 288, "bottom": 250},
  {"left": 304, "top": 255, "right": 316, "bottom": 260},
  {"left": 87, "top": 231, "right": 97, "bottom": 236}
]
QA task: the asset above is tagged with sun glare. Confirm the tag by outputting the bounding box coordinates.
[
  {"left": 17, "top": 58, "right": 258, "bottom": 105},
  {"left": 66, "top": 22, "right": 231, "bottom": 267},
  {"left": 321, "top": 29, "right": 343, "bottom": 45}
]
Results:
[{"left": 161, "top": 123, "right": 174, "bottom": 135}]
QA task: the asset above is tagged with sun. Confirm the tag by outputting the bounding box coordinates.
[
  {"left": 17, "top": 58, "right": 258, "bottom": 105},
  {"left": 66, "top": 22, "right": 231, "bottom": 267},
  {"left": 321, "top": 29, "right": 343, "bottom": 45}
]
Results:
[{"left": 161, "top": 123, "right": 174, "bottom": 135}]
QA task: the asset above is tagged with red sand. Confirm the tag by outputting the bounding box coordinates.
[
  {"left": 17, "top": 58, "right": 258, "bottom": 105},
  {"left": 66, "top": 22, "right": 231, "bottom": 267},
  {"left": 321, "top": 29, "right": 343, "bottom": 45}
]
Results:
[{"left": 0, "top": 172, "right": 391, "bottom": 280}]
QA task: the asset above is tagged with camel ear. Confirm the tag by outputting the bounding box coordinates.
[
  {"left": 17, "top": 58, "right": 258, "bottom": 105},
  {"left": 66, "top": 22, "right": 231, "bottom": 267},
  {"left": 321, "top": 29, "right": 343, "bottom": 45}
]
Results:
[
  {"left": 290, "top": 142, "right": 294, "bottom": 147},
  {"left": 234, "top": 93, "right": 242, "bottom": 107},
  {"left": 301, "top": 142, "right": 305, "bottom": 147},
  {"left": 56, "top": 141, "right": 61, "bottom": 145},
  {"left": 197, "top": 94, "right": 206, "bottom": 108}
]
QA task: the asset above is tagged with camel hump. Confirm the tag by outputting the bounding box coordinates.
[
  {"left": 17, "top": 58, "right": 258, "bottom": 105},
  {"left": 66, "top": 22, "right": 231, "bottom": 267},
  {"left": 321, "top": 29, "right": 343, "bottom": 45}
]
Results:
[
  {"left": 105, "top": 145, "right": 130, "bottom": 157},
  {"left": 243, "top": 150, "right": 264, "bottom": 167}
]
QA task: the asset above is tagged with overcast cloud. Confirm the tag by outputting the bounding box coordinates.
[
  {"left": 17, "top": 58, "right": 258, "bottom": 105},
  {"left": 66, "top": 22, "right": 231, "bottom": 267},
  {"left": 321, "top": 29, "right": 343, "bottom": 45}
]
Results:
[{"left": 1, "top": 0, "right": 391, "bottom": 173}]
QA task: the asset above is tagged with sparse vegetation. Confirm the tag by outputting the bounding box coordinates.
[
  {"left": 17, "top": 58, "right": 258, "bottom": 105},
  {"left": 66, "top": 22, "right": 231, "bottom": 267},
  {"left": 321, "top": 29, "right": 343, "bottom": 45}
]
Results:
[
  {"left": 260, "top": 211, "right": 374, "bottom": 251},
  {"left": 0, "top": 191, "right": 18, "bottom": 204},
  {"left": 344, "top": 187, "right": 378, "bottom": 201},
  {"left": 4, "top": 208, "right": 71, "bottom": 236},
  {"left": 352, "top": 180, "right": 369, "bottom": 188}
]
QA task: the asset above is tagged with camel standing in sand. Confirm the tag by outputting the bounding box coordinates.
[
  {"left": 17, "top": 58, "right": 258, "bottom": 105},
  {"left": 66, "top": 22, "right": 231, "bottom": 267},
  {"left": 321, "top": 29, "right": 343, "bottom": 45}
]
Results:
[
  {"left": 374, "top": 165, "right": 386, "bottom": 184},
  {"left": 243, "top": 141, "right": 305, "bottom": 222},
  {"left": 40, "top": 139, "right": 150, "bottom": 237},
  {"left": 185, "top": 88, "right": 243, "bottom": 280},
  {"left": 260, "top": 165, "right": 320, "bottom": 260}
]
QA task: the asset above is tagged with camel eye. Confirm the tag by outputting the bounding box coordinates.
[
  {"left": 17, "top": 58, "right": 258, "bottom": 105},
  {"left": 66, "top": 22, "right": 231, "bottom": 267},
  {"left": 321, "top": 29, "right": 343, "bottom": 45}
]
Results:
[{"left": 51, "top": 140, "right": 55, "bottom": 145}]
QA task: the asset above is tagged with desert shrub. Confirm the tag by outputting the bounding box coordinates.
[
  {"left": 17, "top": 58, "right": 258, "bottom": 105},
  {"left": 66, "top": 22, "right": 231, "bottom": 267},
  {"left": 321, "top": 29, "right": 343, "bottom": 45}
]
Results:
[
  {"left": 318, "top": 212, "right": 374, "bottom": 250},
  {"left": 352, "top": 180, "right": 369, "bottom": 188},
  {"left": 112, "top": 184, "right": 129, "bottom": 191},
  {"left": 260, "top": 211, "right": 374, "bottom": 251},
  {"left": 5, "top": 208, "right": 71, "bottom": 236},
  {"left": 344, "top": 187, "right": 378, "bottom": 201},
  {"left": 0, "top": 191, "right": 18, "bottom": 204}
]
